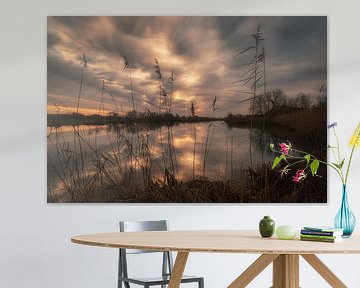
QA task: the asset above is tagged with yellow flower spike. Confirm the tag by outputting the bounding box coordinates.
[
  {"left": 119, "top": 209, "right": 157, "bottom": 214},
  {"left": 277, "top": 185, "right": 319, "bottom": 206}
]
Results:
[{"left": 349, "top": 122, "right": 360, "bottom": 148}]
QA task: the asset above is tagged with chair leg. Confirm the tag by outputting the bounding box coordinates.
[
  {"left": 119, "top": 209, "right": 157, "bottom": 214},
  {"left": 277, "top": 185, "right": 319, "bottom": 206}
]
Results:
[{"left": 198, "top": 278, "right": 204, "bottom": 288}]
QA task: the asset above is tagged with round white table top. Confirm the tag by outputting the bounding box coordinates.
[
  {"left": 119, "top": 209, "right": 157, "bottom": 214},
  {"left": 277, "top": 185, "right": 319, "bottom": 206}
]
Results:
[{"left": 71, "top": 230, "right": 360, "bottom": 254}]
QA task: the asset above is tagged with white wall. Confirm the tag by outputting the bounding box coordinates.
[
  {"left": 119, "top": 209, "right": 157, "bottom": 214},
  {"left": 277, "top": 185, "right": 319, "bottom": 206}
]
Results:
[{"left": 1, "top": 0, "right": 360, "bottom": 287}]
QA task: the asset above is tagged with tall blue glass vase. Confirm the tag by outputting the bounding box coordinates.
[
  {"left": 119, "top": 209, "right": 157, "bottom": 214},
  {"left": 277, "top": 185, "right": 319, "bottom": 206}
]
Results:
[{"left": 334, "top": 185, "right": 356, "bottom": 237}]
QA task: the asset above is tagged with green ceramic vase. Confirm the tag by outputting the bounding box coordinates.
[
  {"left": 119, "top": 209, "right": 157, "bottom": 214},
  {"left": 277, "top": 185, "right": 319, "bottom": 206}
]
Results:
[{"left": 259, "top": 216, "right": 275, "bottom": 238}]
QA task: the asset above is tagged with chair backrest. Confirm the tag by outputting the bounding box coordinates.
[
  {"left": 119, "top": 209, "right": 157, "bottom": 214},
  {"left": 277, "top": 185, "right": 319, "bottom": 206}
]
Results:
[
  {"left": 119, "top": 220, "right": 169, "bottom": 254},
  {"left": 120, "top": 220, "right": 168, "bottom": 232},
  {"left": 118, "top": 220, "right": 173, "bottom": 282}
]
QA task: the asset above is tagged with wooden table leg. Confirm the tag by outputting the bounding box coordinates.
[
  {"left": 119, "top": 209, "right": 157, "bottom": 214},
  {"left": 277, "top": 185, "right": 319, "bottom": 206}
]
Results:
[
  {"left": 273, "top": 254, "right": 286, "bottom": 287},
  {"left": 288, "top": 254, "right": 299, "bottom": 288},
  {"left": 168, "top": 252, "right": 189, "bottom": 288},
  {"left": 301, "top": 254, "right": 347, "bottom": 288},
  {"left": 273, "top": 254, "right": 299, "bottom": 288},
  {"left": 228, "top": 254, "right": 279, "bottom": 288}
]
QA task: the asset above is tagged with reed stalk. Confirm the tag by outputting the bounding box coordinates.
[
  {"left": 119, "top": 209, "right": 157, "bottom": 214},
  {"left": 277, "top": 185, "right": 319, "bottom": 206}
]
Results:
[{"left": 76, "top": 53, "right": 87, "bottom": 114}]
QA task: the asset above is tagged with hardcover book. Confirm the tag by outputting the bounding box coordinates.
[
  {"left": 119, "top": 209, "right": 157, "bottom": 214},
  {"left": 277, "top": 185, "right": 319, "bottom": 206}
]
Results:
[
  {"left": 303, "top": 226, "right": 344, "bottom": 232},
  {"left": 301, "top": 229, "right": 343, "bottom": 237},
  {"left": 300, "top": 236, "right": 343, "bottom": 243}
]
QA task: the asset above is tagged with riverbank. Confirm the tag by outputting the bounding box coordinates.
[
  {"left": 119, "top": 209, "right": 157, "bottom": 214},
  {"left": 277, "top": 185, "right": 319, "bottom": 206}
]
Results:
[
  {"left": 48, "top": 163, "right": 326, "bottom": 203},
  {"left": 225, "top": 108, "right": 327, "bottom": 149}
]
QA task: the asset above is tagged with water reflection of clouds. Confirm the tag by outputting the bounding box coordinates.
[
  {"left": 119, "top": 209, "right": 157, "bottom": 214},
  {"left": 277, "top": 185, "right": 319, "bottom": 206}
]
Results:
[{"left": 47, "top": 122, "right": 275, "bottom": 192}]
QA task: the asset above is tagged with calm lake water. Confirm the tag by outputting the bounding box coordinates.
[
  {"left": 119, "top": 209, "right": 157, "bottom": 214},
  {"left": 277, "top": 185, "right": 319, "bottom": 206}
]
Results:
[{"left": 47, "top": 122, "right": 276, "bottom": 195}]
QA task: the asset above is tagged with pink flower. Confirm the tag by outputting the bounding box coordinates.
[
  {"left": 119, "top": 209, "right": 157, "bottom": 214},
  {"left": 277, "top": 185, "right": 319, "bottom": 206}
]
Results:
[
  {"left": 293, "top": 169, "right": 306, "bottom": 183},
  {"left": 279, "top": 143, "right": 290, "bottom": 155}
]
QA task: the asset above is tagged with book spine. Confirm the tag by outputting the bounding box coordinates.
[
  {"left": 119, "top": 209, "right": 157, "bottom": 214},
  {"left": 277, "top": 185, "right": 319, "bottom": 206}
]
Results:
[
  {"left": 301, "top": 230, "right": 335, "bottom": 236},
  {"left": 300, "top": 237, "right": 337, "bottom": 243}
]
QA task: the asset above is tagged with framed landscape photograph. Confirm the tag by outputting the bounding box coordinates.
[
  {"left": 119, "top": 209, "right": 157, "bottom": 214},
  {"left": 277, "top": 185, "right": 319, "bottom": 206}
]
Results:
[{"left": 47, "top": 16, "right": 327, "bottom": 203}]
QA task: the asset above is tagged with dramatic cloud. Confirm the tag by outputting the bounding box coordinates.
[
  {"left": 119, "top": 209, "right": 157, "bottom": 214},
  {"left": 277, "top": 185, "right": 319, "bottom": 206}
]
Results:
[{"left": 47, "top": 16, "right": 327, "bottom": 116}]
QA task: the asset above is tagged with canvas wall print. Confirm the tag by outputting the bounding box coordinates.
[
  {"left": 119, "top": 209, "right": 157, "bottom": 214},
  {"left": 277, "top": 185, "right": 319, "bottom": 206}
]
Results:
[{"left": 47, "top": 16, "right": 327, "bottom": 203}]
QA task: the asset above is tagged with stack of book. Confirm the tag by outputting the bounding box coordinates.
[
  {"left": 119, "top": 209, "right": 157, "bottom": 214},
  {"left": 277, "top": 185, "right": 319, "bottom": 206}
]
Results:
[{"left": 300, "top": 226, "right": 344, "bottom": 243}]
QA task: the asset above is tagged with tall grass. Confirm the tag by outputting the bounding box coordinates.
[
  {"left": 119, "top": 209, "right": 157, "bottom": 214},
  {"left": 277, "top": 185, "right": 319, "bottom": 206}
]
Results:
[
  {"left": 202, "top": 96, "right": 217, "bottom": 176},
  {"left": 48, "top": 121, "right": 183, "bottom": 202},
  {"left": 98, "top": 80, "right": 106, "bottom": 115},
  {"left": 233, "top": 26, "right": 265, "bottom": 189},
  {"left": 191, "top": 101, "right": 197, "bottom": 179},
  {"left": 168, "top": 70, "right": 174, "bottom": 113},
  {"left": 154, "top": 58, "right": 165, "bottom": 113},
  {"left": 122, "top": 55, "right": 136, "bottom": 111},
  {"left": 48, "top": 127, "right": 99, "bottom": 202},
  {"left": 76, "top": 53, "right": 87, "bottom": 113},
  {"left": 109, "top": 93, "right": 119, "bottom": 115}
]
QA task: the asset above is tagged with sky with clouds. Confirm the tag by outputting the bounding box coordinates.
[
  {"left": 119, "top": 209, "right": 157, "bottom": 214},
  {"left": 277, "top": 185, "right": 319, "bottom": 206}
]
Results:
[{"left": 47, "top": 16, "right": 327, "bottom": 116}]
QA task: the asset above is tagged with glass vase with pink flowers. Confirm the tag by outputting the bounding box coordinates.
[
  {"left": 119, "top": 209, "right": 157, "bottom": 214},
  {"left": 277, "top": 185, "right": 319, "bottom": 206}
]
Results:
[{"left": 270, "top": 122, "right": 360, "bottom": 237}]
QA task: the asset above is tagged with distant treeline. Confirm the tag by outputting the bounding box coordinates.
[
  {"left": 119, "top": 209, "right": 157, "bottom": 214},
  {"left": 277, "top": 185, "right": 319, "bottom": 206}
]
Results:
[
  {"left": 225, "top": 88, "right": 326, "bottom": 125},
  {"left": 248, "top": 88, "right": 327, "bottom": 116},
  {"left": 47, "top": 110, "right": 222, "bottom": 127}
]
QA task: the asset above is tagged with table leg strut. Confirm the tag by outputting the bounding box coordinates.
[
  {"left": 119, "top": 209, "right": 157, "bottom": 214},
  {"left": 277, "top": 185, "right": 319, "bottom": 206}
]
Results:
[
  {"left": 301, "top": 254, "right": 347, "bottom": 288},
  {"left": 228, "top": 253, "right": 348, "bottom": 288},
  {"left": 168, "top": 252, "right": 189, "bottom": 288},
  {"left": 228, "top": 254, "right": 279, "bottom": 288}
]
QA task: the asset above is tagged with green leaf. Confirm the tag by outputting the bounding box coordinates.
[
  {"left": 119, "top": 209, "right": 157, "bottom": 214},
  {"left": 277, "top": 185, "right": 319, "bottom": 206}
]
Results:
[
  {"left": 332, "top": 159, "right": 345, "bottom": 169},
  {"left": 272, "top": 155, "right": 285, "bottom": 169},
  {"left": 310, "top": 159, "right": 320, "bottom": 176},
  {"left": 332, "top": 162, "right": 341, "bottom": 169},
  {"left": 269, "top": 143, "right": 274, "bottom": 149},
  {"left": 272, "top": 157, "right": 281, "bottom": 169},
  {"left": 339, "top": 159, "right": 345, "bottom": 169},
  {"left": 304, "top": 154, "right": 311, "bottom": 164}
]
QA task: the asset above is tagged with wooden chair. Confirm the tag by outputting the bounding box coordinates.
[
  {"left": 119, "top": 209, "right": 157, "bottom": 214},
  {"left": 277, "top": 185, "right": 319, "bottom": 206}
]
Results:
[{"left": 118, "top": 220, "right": 204, "bottom": 288}]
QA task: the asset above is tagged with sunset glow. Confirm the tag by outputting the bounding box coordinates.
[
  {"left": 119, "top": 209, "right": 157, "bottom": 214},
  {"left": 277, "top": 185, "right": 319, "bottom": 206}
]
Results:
[{"left": 48, "top": 16, "right": 327, "bottom": 116}]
